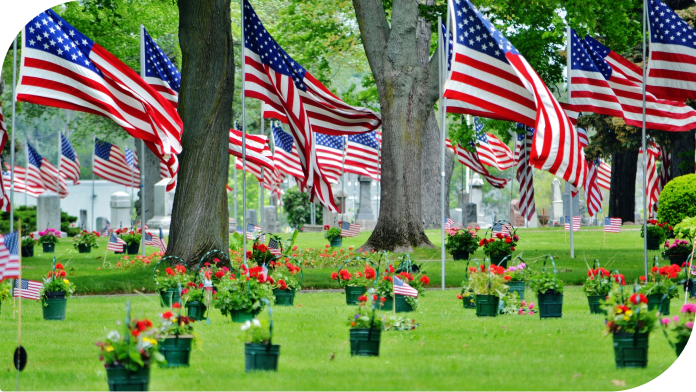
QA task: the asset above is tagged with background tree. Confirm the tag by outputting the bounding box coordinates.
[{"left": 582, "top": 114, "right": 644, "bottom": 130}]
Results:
[{"left": 281, "top": 188, "right": 323, "bottom": 229}]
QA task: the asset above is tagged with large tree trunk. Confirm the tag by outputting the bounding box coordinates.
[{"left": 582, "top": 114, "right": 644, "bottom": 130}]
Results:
[
  {"left": 168, "top": 0, "right": 235, "bottom": 265},
  {"left": 609, "top": 149, "right": 639, "bottom": 222},
  {"left": 670, "top": 129, "right": 695, "bottom": 178},
  {"left": 421, "top": 110, "right": 455, "bottom": 228}
]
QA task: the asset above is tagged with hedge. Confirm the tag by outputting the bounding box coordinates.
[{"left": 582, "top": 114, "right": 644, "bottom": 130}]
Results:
[{"left": 657, "top": 174, "right": 696, "bottom": 227}]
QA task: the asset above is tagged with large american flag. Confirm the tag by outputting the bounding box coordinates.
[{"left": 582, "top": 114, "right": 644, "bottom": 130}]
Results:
[
  {"left": 643, "top": 143, "right": 661, "bottom": 215},
  {"left": 234, "top": 158, "right": 285, "bottom": 199},
  {"left": 27, "top": 143, "right": 68, "bottom": 198},
  {"left": 13, "top": 279, "right": 42, "bottom": 300},
  {"left": 229, "top": 129, "right": 275, "bottom": 173},
  {"left": 565, "top": 30, "right": 696, "bottom": 132},
  {"left": 0, "top": 172, "right": 8, "bottom": 213},
  {"left": 242, "top": 0, "right": 380, "bottom": 211},
  {"left": 646, "top": 0, "right": 696, "bottom": 101},
  {"left": 604, "top": 217, "right": 622, "bottom": 233},
  {"left": 3, "top": 166, "right": 40, "bottom": 197},
  {"left": 124, "top": 147, "right": 142, "bottom": 180},
  {"left": 584, "top": 160, "right": 602, "bottom": 217},
  {"left": 444, "top": 0, "right": 586, "bottom": 189},
  {"left": 271, "top": 123, "right": 304, "bottom": 181},
  {"left": 474, "top": 118, "right": 513, "bottom": 171},
  {"left": 15, "top": 10, "right": 182, "bottom": 188},
  {"left": 0, "top": 102, "right": 8, "bottom": 153},
  {"left": 316, "top": 133, "right": 344, "bottom": 185},
  {"left": 345, "top": 131, "right": 381, "bottom": 182},
  {"left": 597, "top": 159, "right": 611, "bottom": 190},
  {"left": 454, "top": 144, "right": 507, "bottom": 188},
  {"left": 564, "top": 216, "right": 581, "bottom": 232},
  {"left": 142, "top": 27, "right": 180, "bottom": 108},
  {"left": 393, "top": 276, "right": 419, "bottom": 297},
  {"left": 657, "top": 143, "right": 671, "bottom": 194},
  {"left": 94, "top": 139, "right": 141, "bottom": 188},
  {"left": 107, "top": 232, "right": 126, "bottom": 252},
  {"left": 515, "top": 125, "right": 535, "bottom": 221},
  {"left": 0, "top": 232, "right": 20, "bottom": 280},
  {"left": 60, "top": 133, "right": 81, "bottom": 185},
  {"left": 340, "top": 221, "right": 360, "bottom": 237}
]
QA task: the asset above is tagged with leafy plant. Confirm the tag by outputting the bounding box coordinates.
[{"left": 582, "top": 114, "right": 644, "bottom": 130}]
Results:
[
  {"left": 324, "top": 226, "right": 342, "bottom": 242},
  {"left": 241, "top": 318, "right": 272, "bottom": 344},
  {"left": 663, "top": 239, "right": 692, "bottom": 257},
  {"left": 529, "top": 270, "right": 564, "bottom": 295},
  {"left": 116, "top": 228, "right": 141, "bottom": 246},
  {"left": 37, "top": 228, "right": 60, "bottom": 245},
  {"left": 212, "top": 268, "right": 275, "bottom": 315},
  {"left": 347, "top": 293, "right": 384, "bottom": 330},
  {"left": 374, "top": 261, "right": 430, "bottom": 310},
  {"left": 96, "top": 318, "right": 166, "bottom": 371},
  {"left": 444, "top": 227, "right": 480, "bottom": 255},
  {"left": 157, "top": 307, "right": 201, "bottom": 348},
  {"left": 281, "top": 188, "right": 322, "bottom": 229},
  {"left": 21, "top": 234, "right": 37, "bottom": 248},
  {"left": 582, "top": 267, "right": 614, "bottom": 297},
  {"left": 40, "top": 263, "right": 76, "bottom": 298},
  {"left": 269, "top": 259, "right": 302, "bottom": 291},
  {"left": 383, "top": 315, "right": 420, "bottom": 331},
  {"left": 501, "top": 291, "right": 537, "bottom": 316},
  {"left": 153, "top": 265, "right": 191, "bottom": 294},
  {"left": 604, "top": 293, "right": 658, "bottom": 335},
  {"left": 657, "top": 174, "right": 696, "bottom": 226},
  {"left": 639, "top": 264, "right": 681, "bottom": 299},
  {"left": 504, "top": 261, "right": 530, "bottom": 282},
  {"left": 464, "top": 263, "right": 509, "bottom": 299},
  {"left": 331, "top": 264, "right": 377, "bottom": 288},
  {"left": 640, "top": 219, "right": 669, "bottom": 243},
  {"left": 72, "top": 230, "right": 101, "bottom": 249},
  {"left": 660, "top": 303, "right": 695, "bottom": 346},
  {"left": 0, "top": 279, "right": 11, "bottom": 302}
]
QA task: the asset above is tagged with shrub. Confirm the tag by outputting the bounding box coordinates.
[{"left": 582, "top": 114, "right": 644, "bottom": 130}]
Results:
[
  {"left": 281, "top": 188, "right": 322, "bottom": 229},
  {"left": 657, "top": 174, "right": 696, "bottom": 226},
  {"left": 0, "top": 206, "right": 79, "bottom": 236}
]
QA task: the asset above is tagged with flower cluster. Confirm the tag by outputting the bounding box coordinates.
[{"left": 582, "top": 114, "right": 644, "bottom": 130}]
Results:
[
  {"left": 504, "top": 262, "right": 529, "bottom": 282},
  {"left": 37, "top": 228, "right": 61, "bottom": 245},
  {"left": 481, "top": 232, "right": 519, "bottom": 257},
  {"left": 269, "top": 260, "right": 302, "bottom": 291},
  {"left": 604, "top": 293, "right": 657, "bottom": 335},
  {"left": 639, "top": 263, "right": 682, "bottom": 299},
  {"left": 116, "top": 228, "right": 142, "bottom": 245},
  {"left": 96, "top": 318, "right": 165, "bottom": 371},
  {"left": 159, "top": 309, "right": 197, "bottom": 338},
  {"left": 375, "top": 260, "right": 430, "bottom": 310},
  {"left": 641, "top": 219, "right": 672, "bottom": 243},
  {"left": 444, "top": 227, "right": 480, "bottom": 256},
  {"left": 271, "top": 246, "right": 380, "bottom": 268},
  {"left": 324, "top": 225, "right": 342, "bottom": 242},
  {"left": 40, "top": 263, "right": 76, "bottom": 298},
  {"left": 331, "top": 265, "right": 377, "bottom": 288},
  {"left": 582, "top": 267, "right": 619, "bottom": 297},
  {"left": 347, "top": 290, "right": 384, "bottom": 330},
  {"left": 212, "top": 268, "right": 275, "bottom": 315},
  {"left": 21, "top": 233, "right": 37, "bottom": 248},
  {"left": 661, "top": 303, "right": 695, "bottom": 346},
  {"left": 663, "top": 239, "right": 692, "bottom": 257},
  {"left": 72, "top": 230, "right": 101, "bottom": 249},
  {"left": 109, "top": 252, "right": 164, "bottom": 271},
  {"left": 154, "top": 264, "right": 191, "bottom": 294},
  {"left": 250, "top": 241, "right": 276, "bottom": 265},
  {"left": 501, "top": 291, "right": 536, "bottom": 315}
]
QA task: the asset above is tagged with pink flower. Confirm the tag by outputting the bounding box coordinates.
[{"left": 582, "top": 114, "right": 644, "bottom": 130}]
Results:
[
  {"left": 527, "top": 311, "right": 534, "bottom": 315},
  {"left": 520, "top": 300, "right": 526, "bottom": 307},
  {"left": 661, "top": 317, "right": 672, "bottom": 325},
  {"left": 518, "top": 309, "right": 524, "bottom": 315},
  {"left": 686, "top": 322, "right": 694, "bottom": 329},
  {"left": 528, "top": 302, "right": 534, "bottom": 310},
  {"left": 680, "top": 303, "right": 696, "bottom": 314},
  {"left": 673, "top": 316, "right": 680, "bottom": 323}
]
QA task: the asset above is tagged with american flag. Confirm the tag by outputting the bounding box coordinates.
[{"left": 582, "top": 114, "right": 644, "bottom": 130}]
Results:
[
  {"left": 474, "top": 118, "right": 513, "bottom": 171},
  {"left": 27, "top": 143, "right": 68, "bottom": 198},
  {"left": 564, "top": 216, "right": 581, "bottom": 232},
  {"left": 345, "top": 131, "right": 381, "bottom": 182},
  {"left": 94, "top": 139, "right": 141, "bottom": 188},
  {"left": 107, "top": 232, "right": 126, "bottom": 252},
  {"left": 13, "top": 279, "right": 42, "bottom": 300},
  {"left": 60, "top": 133, "right": 81, "bottom": 184},
  {"left": 242, "top": 0, "right": 381, "bottom": 211},
  {"left": 316, "top": 133, "right": 344, "bottom": 185},
  {"left": 142, "top": 27, "right": 180, "bottom": 108},
  {"left": 584, "top": 160, "right": 603, "bottom": 217},
  {"left": 454, "top": 144, "right": 507, "bottom": 188},
  {"left": 234, "top": 158, "right": 285, "bottom": 198},
  {"left": 492, "top": 222, "right": 512, "bottom": 235},
  {"left": 0, "top": 232, "right": 20, "bottom": 280},
  {"left": 271, "top": 123, "right": 304, "bottom": 181},
  {"left": 444, "top": 0, "right": 586, "bottom": 189},
  {"left": 15, "top": 10, "right": 182, "bottom": 187},
  {"left": 604, "top": 217, "right": 622, "bottom": 233},
  {"left": 393, "top": 276, "right": 418, "bottom": 297},
  {"left": 577, "top": 119, "right": 589, "bottom": 149},
  {"left": 247, "top": 223, "right": 263, "bottom": 241},
  {"left": 158, "top": 227, "right": 167, "bottom": 252},
  {"left": 268, "top": 237, "right": 282, "bottom": 257},
  {"left": 3, "top": 166, "right": 40, "bottom": 197},
  {"left": 657, "top": 144, "right": 671, "bottom": 194},
  {"left": 646, "top": 0, "right": 696, "bottom": 101},
  {"left": 229, "top": 128, "right": 275, "bottom": 173},
  {"left": 597, "top": 159, "right": 611, "bottom": 190},
  {"left": 159, "top": 161, "right": 170, "bottom": 180},
  {"left": 444, "top": 218, "right": 455, "bottom": 231},
  {"left": 643, "top": 142, "right": 661, "bottom": 215},
  {"left": 0, "top": 172, "right": 8, "bottom": 212},
  {"left": 124, "top": 147, "right": 142, "bottom": 181},
  {"left": 144, "top": 231, "right": 166, "bottom": 253},
  {"left": 515, "top": 125, "right": 535, "bottom": 221},
  {"left": 340, "top": 221, "right": 360, "bottom": 237},
  {"left": 565, "top": 30, "right": 696, "bottom": 132},
  {"left": 0, "top": 102, "right": 8, "bottom": 153}
]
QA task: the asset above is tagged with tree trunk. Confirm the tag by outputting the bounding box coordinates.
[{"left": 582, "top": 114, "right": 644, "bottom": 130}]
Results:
[
  {"left": 670, "top": 129, "right": 695, "bottom": 178},
  {"left": 135, "top": 145, "right": 160, "bottom": 224},
  {"left": 167, "top": 0, "right": 235, "bottom": 265},
  {"left": 421, "top": 110, "right": 455, "bottom": 228},
  {"left": 608, "top": 149, "right": 638, "bottom": 223}
]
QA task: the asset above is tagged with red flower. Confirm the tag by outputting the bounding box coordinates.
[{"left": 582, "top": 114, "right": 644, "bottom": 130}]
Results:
[
  {"left": 478, "top": 239, "right": 485, "bottom": 247},
  {"left": 246, "top": 251, "right": 253, "bottom": 259},
  {"left": 504, "top": 275, "right": 511, "bottom": 282},
  {"left": 651, "top": 266, "right": 658, "bottom": 273},
  {"left": 165, "top": 267, "right": 175, "bottom": 276},
  {"left": 323, "top": 225, "right": 330, "bottom": 230},
  {"left": 364, "top": 266, "right": 376, "bottom": 279},
  {"left": 55, "top": 263, "right": 64, "bottom": 270},
  {"left": 136, "top": 321, "right": 147, "bottom": 331},
  {"left": 132, "top": 329, "right": 141, "bottom": 337},
  {"left": 630, "top": 293, "right": 648, "bottom": 305},
  {"left": 181, "top": 289, "right": 189, "bottom": 295},
  {"left": 60, "top": 270, "right": 66, "bottom": 277},
  {"left": 162, "top": 311, "right": 173, "bottom": 319},
  {"left": 380, "top": 297, "right": 386, "bottom": 302},
  {"left": 172, "top": 303, "right": 181, "bottom": 309},
  {"left": 331, "top": 272, "right": 338, "bottom": 280},
  {"left": 420, "top": 275, "right": 430, "bottom": 285},
  {"left": 278, "top": 280, "right": 287, "bottom": 290},
  {"left": 215, "top": 270, "right": 225, "bottom": 278},
  {"left": 456, "top": 293, "right": 463, "bottom": 300},
  {"left": 388, "top": 265, "right": 395, "bottom": 273},
  {"left": 639, "top": 276, "right": 646, "bottom": 281},
  {"left": 504, "top": 237, "right": 511, "bottom": 244},
  {"left": 358, "top": 295, "right": 367, "bottom": 302},
  {"left": 510, "top": 247, "right": 515, "bottom": 251},
  {"left": 496, "top": 233, "right": 503, "bottom": 239}
]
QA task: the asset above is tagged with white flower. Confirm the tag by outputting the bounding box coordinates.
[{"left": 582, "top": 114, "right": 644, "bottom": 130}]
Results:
[
  {"left": 252, "top": 319, "right": 261, "bottom": 327},
  {"left": 106, "top": 330, "right": 121, "bottom": 341},
  {"left": 240, "top": 320, "right": 252, "bottom": 331}
]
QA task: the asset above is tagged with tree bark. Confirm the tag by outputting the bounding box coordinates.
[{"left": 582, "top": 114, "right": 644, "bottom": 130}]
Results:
[
  {"left": 421, "top": 110, "right": 455, "bottom": 228},
  {"left": 135, "top": 145, "right": 160, "bottom": 223},
  {"left": 669, "top": 129, "right": 695, "bottom": 178},
  {"left": 608, "top": 149, "right": 638, "bottom": 223},
  {"left": 168, "top": 0, "right": 235, "bottom": 265}
]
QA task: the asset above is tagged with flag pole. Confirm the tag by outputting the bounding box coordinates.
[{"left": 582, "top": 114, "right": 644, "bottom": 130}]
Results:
[
  {"left": 139, "top": 24, "right": 147, "bottom": 257},
  {"left": 10, "top": 35, "right": 17, "bottom": 228},
  {"left": 16, "top": 221, "right": 23, "bottom": 391},
  {"left": 259, "top": 109, "right": 264, "bottom": 231},
  {"left": 56, "top": 130, "right": 61, "bottom": 194},
  {"left": 91, "top": 135, "right": 96, "bottom": 231},
  {"left": 566, "top": 23, "right": 575, "bottom": 258},
  {"left": 241, "top": 0, "right": 248, "bottom": 265},
  {"left": 341, "top": 136, "right": 346, "bottom": 217},
  {"left": 438, "top": 15, "right": 446, "bottom": 291},
  {"left": 641, "top": 0, "right": 649, "bottom": 278}
]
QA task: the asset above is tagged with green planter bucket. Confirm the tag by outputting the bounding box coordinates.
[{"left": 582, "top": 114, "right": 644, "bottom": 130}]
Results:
[
  {"left": 349, "top": 328, "right": 381, "bottom": 357},
  {"left": 612, "top": 333, "right": 649, "bottom": 368},
  {"left": 475, "top": 294, "right": 499, "bottom": 317},
  {"left": 507, "top": 281, "right": 526, "bottom": 301},
  {"left": 185, "top": 301, "right": 207, "bottom": 321},
  {"left": 646, "top": 236, "right": 660, "bottom": 250},
  {"left": 452, "top": 251, "right": 469, "bottom": 261},
  {"left": 462, "top": 294, "right": 476, "bottom": 309},
  {"left": 231, "top": 310, "right": 257, "bottom": 323},
  {"left": 245, "top": 343, "right": 280, "bottom": 371},
  {"left": 688, "top": 279, "right": 696, "bottom": 299},
  {"left": 676, "top": 341, "right": 687, "bottom": 357},
  {"left": 127, "top": 242, "right": 140, "bottom": 255},
  {"left": 537, "top": 291, "right": 563, "bottom": 318},
  {"left": 669, "top": 254, "right": 689, "bottom": 267},
  {"left": 77, "top": 244, "right": 92, "bottom": 253},
  {"left": 330, "top": 238, "right": 343, "bottom": 247},
  {"left": 42, "top": 243, "right": 55, "bottom": 253},
  {"left": 586, "top": 295, "right": 606, "bottom": 314},
  {"left": 490, "top": 255, "right": 509, "bottom": 269},
  {"left": 647, "top": 294, "right": 670, "bottom": 315},
  {"left": 21, "top": 246, "right": 34, "bottom": 258},
  {"left": 159, "top": 289, "right": 181, "bottom": 308},
  {"left": 382, "top": 295, "right": 413, "bottom": 313},
  {"left": 273, "top": 289, "right": 296, "bottom": 306},
  {"left": 42, "top": 292, "right": 67, "bottom": 321},
  {"left": 106, "top": 365, "right": 150, "bottom": 391},
  {"left": 159, "top": 336, "right": 193, "bottom": 367},
  {"left": 344, "top": 286, "right": 367, "bottom": 305}
]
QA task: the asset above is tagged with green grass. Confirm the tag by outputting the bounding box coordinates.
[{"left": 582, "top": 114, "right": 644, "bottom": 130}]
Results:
[
  {"left": 15, "top": 226, "right": 661, "bottom": 295},
  {"left": 0, "top": 287, "right": 680, "bottom": 390}
]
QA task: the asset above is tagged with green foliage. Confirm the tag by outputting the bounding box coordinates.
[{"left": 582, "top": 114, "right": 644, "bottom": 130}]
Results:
[
  {"left": 72, "top": 231, "right": 100, "bottom": 249},
  {"left": 241, "top": 317, "right": 272, "bottom": 344},
  {"left": 657, "top": 174, "right": 696, "bottom": 226},
  {"left": 37, "top": 229, "right": 61, "bottom": 245},
  {"left": 640, "top": 221, "right": 668, "bottom": 242},
  {"left": 61, "top": 212, "right": 80, "bottom": 237},
  {"left": 0, "top": 280, "right": 11, "bottom": 302},
  {"left": 465, "top": 267, "right": 509, "bottom": 299},
  {"left": 324, "top": 227, "right": 341, "bottom": 242},
  {"left": 281, "top": 188, "right": 323, "bottom": 229},
  {"left": 0, "top": 205, "right": 78, "bottom": 235},
  {"left": 212, "top": 276, "right": 275, "bottom": 315},
  {"left": 604, "top": 293, "right": 658, "bottom": 335},
  {"left": 529, "top": 270, "right": 564, "bottom": 294},
  {"left": 153, "top": 265, "right": 191, "bottom": 294},
  {"left": 444, "top": 227, "right": 480, "bottom": 255},
  {"left": 346, "top": 295, "right": 384, "bottom": 329},
  {"left": 482, "top": 233, "right": 519, "bottom": 257},
  {"left": 96, "top": 318, "right": 166, "bottom": 371}
]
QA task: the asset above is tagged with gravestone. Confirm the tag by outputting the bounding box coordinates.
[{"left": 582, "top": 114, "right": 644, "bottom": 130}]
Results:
[
  {"left": 551, "top": 179, "right": 563, "bottom": 222},
  {"left": 458, "top": 190, "right": 469, "bottom": 209},
  {"left": 245, "top": 209, "right": 258, "bottom": 226},
  {"left": 470, "top": 174, "right": 486, "bottom": 226},
  {"left": 509, "top": 200, "right": 525, "bottom": 227},
  {"left": 228, "top": 217, "right": 237, "bottom": 233},
  {"left": 563, "top": 182, "right": 580, "bottom": 219},
  {"left": 37, "top": 191, "right": 62, "bottom": 234},
  {"left": 302, "top": 224, "right": 324, "bottom": 233},
  {"left": 462, "top": 204, "right": 477, "bottom": 226},
  {"left": 355, "top": 176, "right": 375, "bottom": 220},
  {"left": 110, "top": 192, "right": 131, "bottom": 233},
  {"left": 79, "top": 209, "right": 88, "bottom": 230},
  {"left": 96, "top": 217, "right": 109, "bottom": 233},
  {"left": 449, "top": 208, "right": 463, "bottom": 225},
  {"left": 146, "top": 179, "right": 175, "bottom": 230},
  {"left": 263, "top": 206, "right": 280, "bottom": 233}
]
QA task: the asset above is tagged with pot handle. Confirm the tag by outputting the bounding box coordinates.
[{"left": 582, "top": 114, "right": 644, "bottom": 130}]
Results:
[
  {"left": 152, "top": 255, "right": 186, "bottom": 287},
  {"left": 194, "top": 249, "right": 232, "bottom": 283},
  {"left": 260, "top": 298, "right": 273, "bottom": 350},
  {"left": 484, "top": 219, "right": 516, "bottom": 240}
]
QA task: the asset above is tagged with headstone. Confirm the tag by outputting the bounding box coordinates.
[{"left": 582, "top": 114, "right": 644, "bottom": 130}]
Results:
[
  {"left": 551, "top": 179, "right": 563, "bottom": 222},
  {"left": 263, "top": 206, "right": 280, "bottom": 233},
  {"left": 322, "top": 206, "right": 338, "bottom": 228},
  {"left": 146, "top": 179, "right": 174, "bottom": 230},
  {"left": 562, "top": 182, "right": 580, "bottom": 219},
  {"left": 79, "top": 209, "right": 88, "bottom": 230},
  {"left": 470, "top": 174, "right": 486, "bottom": 226},
  {"left": 509, "top": 200, "right": 525, "bottom": 227},
  {"left": 334, "top": 189, "right": 348, "bottom": 214},
  {"left": 449, "top": 208, "right": 463, "bottom": 225},
  {"left": 458, "top": 190, "right": 469, "bottom": 209},
  {"left": 302, "top": 224, "right": 324, "bottom": 233},
  {"left": 37, "top": 191, "right": 61, "bottom": 233},
  {"left": 355, "top": 176, "right": 375, "bottom": 220},
  {"left": 462, "top": 204, "right": 477, "bottom": 226},
  {"left": 228, "top": 217, "right": 237, "bottom": 233},
  {"left": 110, "top": 192, "right": 131, "bottom": 232},
  {"left": 245, "top": 209, "right": 258, "bottom": 226},
  {"left": 96, "top": 217, "right": 109, "bottom": 232}
]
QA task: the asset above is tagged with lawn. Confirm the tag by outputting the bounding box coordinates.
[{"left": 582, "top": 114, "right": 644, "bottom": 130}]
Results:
[
  {"left": 13, "top": 226, "right": 664, "bottom": 295},
  {"left": 0, "top": 287, "right": 683, "bottom": 391}
]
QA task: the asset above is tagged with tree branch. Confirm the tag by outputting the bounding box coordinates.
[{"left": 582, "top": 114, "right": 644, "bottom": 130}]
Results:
[
  {"left": 426, "top": 46, "right": 440, "bottom": 107},
  {"left": 352, "top": 0, "right": 390, "bottom": 83}
]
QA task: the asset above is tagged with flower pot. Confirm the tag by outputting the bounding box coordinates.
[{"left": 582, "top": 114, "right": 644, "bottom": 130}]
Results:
[
  {"left": 245, "top": 343, "right": 280, "bottom": 371},
  {"left": 462, "top": 294, "right": 476, "bottom": 309},
  {"left": 106, "top": 365, "right": 150, "bottom": 391},
  {"left": 586, "top": 295, "right": 606, "bottom": 314},
  {"left": 646, "top": 236, "right": 660, "bottom": 250},
  {"left": 159, "top": 336, "right": 193, "bottom": 367},
  {"left": 475, "top": 294, "right": 499, "bottom": 317},
  {"left": 669, "top": 254, "right": 689, "bottom": 267},
  {"left": 490, "top": 254, "right": 509, "bottom": 269},
  {"left": 676, "top": 341, "right": 687, "bottom": 357},
  {"left": 42, "top": 291, "right": 67, "bottom": 321},
  {"left": 159, "top": 289, "right": 181, "bottom": 308},
  {"left": 21, "top": 246, "right": 34, "bottom": 258},
  {"left": 452, "top": 251, "right": 469, "bottom": 261},
  {"left": 77, "top": 244, "right": 92, "bottom": 254},
  {"left": 344, "top": 286, "right": 367, "bottom": 305},
  {"left": 507, "top": 281, "right": 526, "bottom": 301},
  {"left": 273, "top": 289, "right": 295, "bottom": 306},
  {"left": 349, "top": 328, "right": 381, "bottom": 357},
  {"left": 537, "top": 291, "right": 563, "bottom": 318},
  {"left": 330, "top": 238, "right": 343, "bottom": 247},
  {"left": 382, "top": 295, "right": 413, "bottom": 313},
  {"left": 230, "top": 309, "right": 259, "bottom": 323},
  {"left": 42, "top": 243, "right": 55, "bottom": 253},
  {"left": 647, "top": 293, "right": 671, "bottom": 315},
  {"left": 185, "top": 301, "right": 207, "bottom": 321},
  {"left": 612, "top": 333, "right": 649, "bottom": 368},
  {"left": 127, "top": 242, "right": 141, "bottom": 255},
  {"left": 688, "top": 279, "right": 696, "bottom": 299}
]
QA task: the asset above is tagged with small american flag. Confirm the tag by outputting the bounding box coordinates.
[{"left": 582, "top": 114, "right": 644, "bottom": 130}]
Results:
[
  {"left": 0, "top": 231, "right": 20, "bottom": 279},
  {"left": 268, "top": 238, "right": 282, "bottom": 257},
  {"left": 444, "top": 218, "right": 455, "bottom": 231},
  {"left": 492, "top": 222, "right": 512, "bottom": 236},
  {"left": 565, "top": 216, "right": 581, "bottom": 232},
  {"left": 107, "top": 232, "right": 126, "bottom": 252},
  {"left": 144, "top": 231, "right": 166, "bottom": 253},
  {"left": 247, "top": 223, "right": 263, "bottom": 241},
  {"left": 393, "top": 276, "right": 418, "bottom": 297},
  {"left": 474, "top": 117, "right": 513, "bottom": 171},
  {"left": 340, "top": 221, "right": 360, "bottom": 237},
  {"left": 158, "top": 227, "right": 167, "bottom": 252},
  {"left": 60, "top": 133, "right": 81, "bottom": 185},
  {"left": 604, "top": 217, "right": 622, "bottom": 233},
  {"left": 584, "top": 160, "right": 603, "bottom": 217},
  {"left": 13, "top": 279, "right": 42, "bottom": 300}
]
